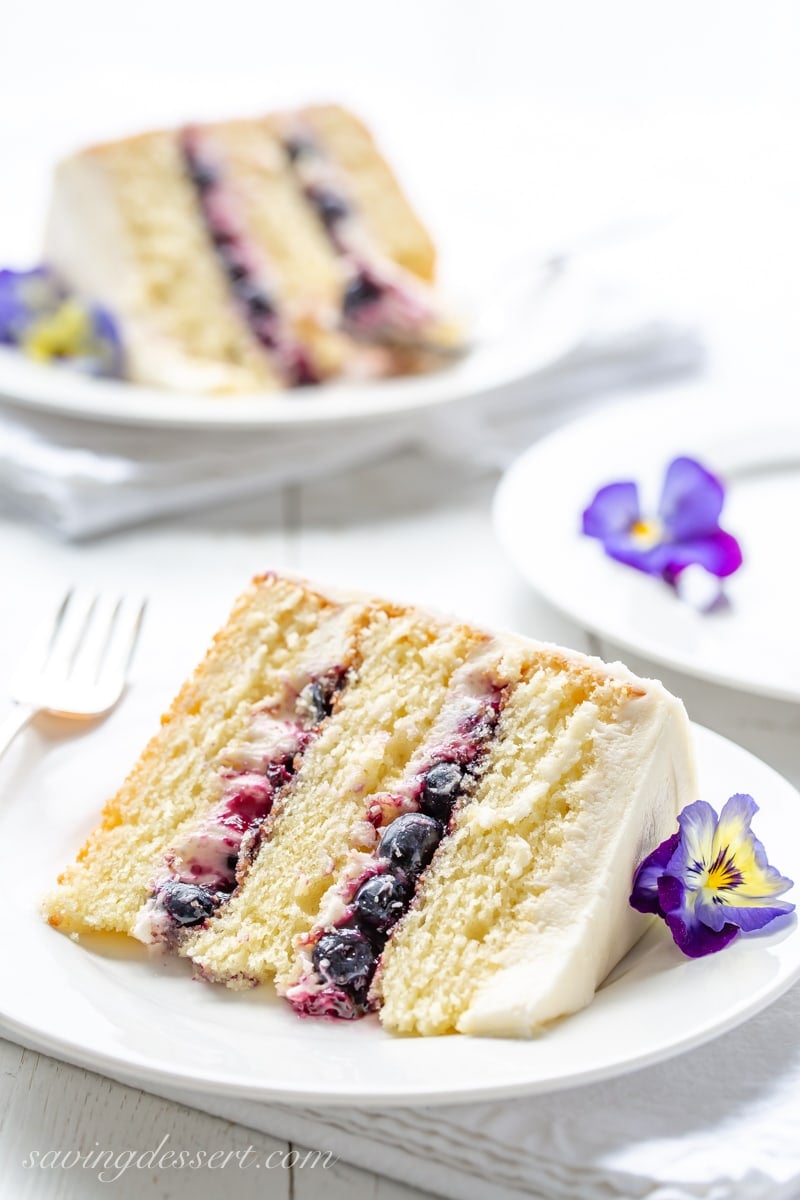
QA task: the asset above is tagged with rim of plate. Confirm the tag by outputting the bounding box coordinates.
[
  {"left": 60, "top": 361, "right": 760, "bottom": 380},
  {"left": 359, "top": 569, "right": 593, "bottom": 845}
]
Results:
[
  {"left": 1, "top": 719, "right": 798, "bottom": 1107},
  {"left": 493, "top": 386, "right": 800, "bottom": 704},
  {"left": 3, "top": 953, "right": 798, "bottom": 1108},
  {"left": 0, "top": 269, "right": 583, "bottom": 430}
]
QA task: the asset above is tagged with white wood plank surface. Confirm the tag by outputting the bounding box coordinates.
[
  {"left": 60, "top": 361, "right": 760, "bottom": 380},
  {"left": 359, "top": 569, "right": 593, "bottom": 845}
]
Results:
[{"left": 0, "top": 1040, "right": 435, "bottom": 1200}]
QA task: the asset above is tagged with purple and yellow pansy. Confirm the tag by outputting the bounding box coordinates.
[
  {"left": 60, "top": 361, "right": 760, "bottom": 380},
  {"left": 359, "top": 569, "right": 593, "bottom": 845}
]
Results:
[
  {"left": 631, "top": 794, "right": 794, "bottom": 958},
  {"left": 0, "top": 266, "right": 122, "bottom": 377}
]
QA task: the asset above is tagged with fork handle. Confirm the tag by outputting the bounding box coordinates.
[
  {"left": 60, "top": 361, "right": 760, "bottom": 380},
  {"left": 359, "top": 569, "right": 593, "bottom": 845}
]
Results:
[{"left": 0, "top": 704, "right": 36, "bottom": 764}]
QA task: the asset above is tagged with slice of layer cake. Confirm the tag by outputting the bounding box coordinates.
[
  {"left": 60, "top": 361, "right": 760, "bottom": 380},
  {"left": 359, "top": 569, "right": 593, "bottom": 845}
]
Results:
[
  {"left": 43, "top": 105, "right": 461, "bottom": 393},
  {"left": 44, "top": 573, "right": 696, "bottom": 1037},
  {"left": 45, "top": 574, "right": 363, "bottom": 935}
]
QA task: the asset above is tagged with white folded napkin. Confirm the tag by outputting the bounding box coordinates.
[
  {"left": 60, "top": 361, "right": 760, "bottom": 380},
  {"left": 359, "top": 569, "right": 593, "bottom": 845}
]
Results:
[
  {"left": 143, "top": 981, "right": 800, "bottom": 1200},
  {"left": 0, "top": 234, "right": 704, "bottom": 540},
  {"left": 0, "top": 407, "right": 418, "bottom": 540}
]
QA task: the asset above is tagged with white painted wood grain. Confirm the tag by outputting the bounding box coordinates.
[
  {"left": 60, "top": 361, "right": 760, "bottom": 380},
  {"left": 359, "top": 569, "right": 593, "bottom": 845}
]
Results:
[{"left": 0, "top": 1040, "right": 438, "bottom": 1200}]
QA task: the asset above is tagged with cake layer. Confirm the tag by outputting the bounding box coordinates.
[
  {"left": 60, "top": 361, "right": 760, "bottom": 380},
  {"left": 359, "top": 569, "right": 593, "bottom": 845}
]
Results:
[
  {"left": 276, "top": 107, "right": 462, "bottom": 361},
  {"left": 183, "top": 606, "right": 488, "bottom": 988},
  {"left": 298, "top": 105, "right": 436, "bottom": 282},
  {"left": 280, "top": 641, "right": 510, "bottom": 1017},
  {"left": 375, "top": 646, "right": 694, "bottom": 1036},
  {"left": 44, "top": 575, "right": 360, "bottom": 935}
]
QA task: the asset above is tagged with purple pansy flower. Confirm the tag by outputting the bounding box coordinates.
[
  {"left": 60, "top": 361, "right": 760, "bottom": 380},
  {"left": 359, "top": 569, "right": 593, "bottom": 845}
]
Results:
[
  {"left": 0, "top": 267, "right": 60, "bottom": 345},
  {"left": 631, "top": 794, "right": 795, "bottom": 958},
  {"left": 582, "top": 457, "right": 743, "bottom": 585},
  {"left": 0, "top": 265, "right": 123, "bottom": 378}
]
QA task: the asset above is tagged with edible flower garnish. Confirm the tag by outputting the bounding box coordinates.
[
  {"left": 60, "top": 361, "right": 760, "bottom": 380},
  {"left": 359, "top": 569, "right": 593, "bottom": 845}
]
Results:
[
  {"left": 582, "top": 456, "right": 742, "bottom": 586},
  {"left": 0, "top": 266, "right": 122, "bottom": 377},
  {"left": 630, "top": 794, "right": 794, "bottom": 958}
]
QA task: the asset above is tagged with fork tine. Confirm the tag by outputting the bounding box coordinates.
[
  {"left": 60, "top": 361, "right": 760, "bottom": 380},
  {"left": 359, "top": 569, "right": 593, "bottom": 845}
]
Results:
[
  {"left": 45, "top": 588, "right": 99, "bottom": 679},
  {"left": 96, "top": 596, "right": 147, "bottom": 687},
  {"left": 68, "top": 592, "right": 123, "bottom": 685},
  {"left": 25, "top": 588, "right": 75, "bottom": 676},
  {"left": 124, "top": 598, "right": 147, "bottom": 674}
]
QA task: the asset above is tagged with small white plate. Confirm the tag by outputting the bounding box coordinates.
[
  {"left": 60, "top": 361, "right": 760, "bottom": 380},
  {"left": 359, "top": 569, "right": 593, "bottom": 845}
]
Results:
[
  {"left": 0, "top": 686, "right": 797, "bottom": 1108},
  {"left": 494, "top": 387, "right": 800, "bottom": 703},
  {"left": 0, "top": 266, "right": 583, "bottom": 430}
]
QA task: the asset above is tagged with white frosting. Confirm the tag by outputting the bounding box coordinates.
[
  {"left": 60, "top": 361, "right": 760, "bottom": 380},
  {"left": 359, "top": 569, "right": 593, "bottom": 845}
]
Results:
[
  {"left": 456, "top": 681, "right": 696, "bottom": 1037},
  {"left": 132, "top": 897, "right": 169, "bottom": 945},
  {"left": 219, "top": 714, "right": 301, "bottom": 772},
  {"left": 42, "top": 151, "right": 258, "bottom": 392}
]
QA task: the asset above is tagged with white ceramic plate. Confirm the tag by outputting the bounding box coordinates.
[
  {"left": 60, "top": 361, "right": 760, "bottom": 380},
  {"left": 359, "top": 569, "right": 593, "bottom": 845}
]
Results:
[
  {"left": 1, "top": 687, "right": 797, "bottom": 1108},
  {"left": 0, "top": 265, "right": 583, "bottom": 430},
  {"left": 494, "top": 387, "right": 800, "bottom": 702}
]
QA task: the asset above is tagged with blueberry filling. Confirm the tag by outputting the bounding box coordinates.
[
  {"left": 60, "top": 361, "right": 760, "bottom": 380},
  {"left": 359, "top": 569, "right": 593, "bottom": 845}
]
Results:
[
  {"left": 299, "top": 672, "right": 342, "bottom": 724},
  {"left": 139, "top": 667, "right": 348, "bottom": 942},
  {"left": 419, "top": 761, "right": 463, "bottom": 824},
  {"left": 159, "top": 880, "right": 230, "bottom": 928},
  {"left": 377, "top": 812, "right": 443, "bottom": 876},
  {"left": 352, "top": 873, "right": 412, "bottom": 933},
  {"left": 342, "top": 270, "right": 385, "bottom": 318},
  {"left": 306, "top": 186, "right": 350, "bottom": 232},
  {"left": 235, "top": 278, "right": 275, "bottom": 319},
  {"left": 188, "top": 159, "right": 217, "bottom": 193},
  {"left": 312, "top": 928, "right": 374, "bottom": 994},
  {"left": 218, "top": 245, "right": 249, "bottom": 284},
  {"left": 211, "top": 227, "right": 236, "bottom": 250},
  {"left": 297, "top": 812, "right": 446, "bottom": 1015},
  {"left": 181, "top": 130, "right": 319, "bottom": 387},
  {"left": 285, "top": 136, "right": 315, "bottom": 163},
  {"left": 288, "top": 685, "right": 506, "bottom": 1019}
]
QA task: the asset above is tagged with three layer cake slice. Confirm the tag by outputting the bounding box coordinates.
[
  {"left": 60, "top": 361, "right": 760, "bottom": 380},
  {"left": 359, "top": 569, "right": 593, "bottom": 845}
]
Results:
[{"left": 44, "top": 573, "right": 696, "bottom": 1037}]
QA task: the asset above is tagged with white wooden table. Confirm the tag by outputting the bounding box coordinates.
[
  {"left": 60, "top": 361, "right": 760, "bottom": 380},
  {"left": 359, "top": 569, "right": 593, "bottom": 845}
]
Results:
[{"left": 1, "top": 447, "right": 798, "bottom": 1199}]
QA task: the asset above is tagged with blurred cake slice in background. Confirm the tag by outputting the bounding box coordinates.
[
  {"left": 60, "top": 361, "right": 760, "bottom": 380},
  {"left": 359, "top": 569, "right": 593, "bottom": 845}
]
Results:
[{"left": 43, "top": 105, "right": 463, "bottom": 393}]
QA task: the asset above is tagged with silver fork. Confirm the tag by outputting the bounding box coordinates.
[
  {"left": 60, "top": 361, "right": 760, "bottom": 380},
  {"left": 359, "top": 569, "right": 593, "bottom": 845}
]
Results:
[{"left": 0, "top": 588, "right": 146, "bottom": 763}]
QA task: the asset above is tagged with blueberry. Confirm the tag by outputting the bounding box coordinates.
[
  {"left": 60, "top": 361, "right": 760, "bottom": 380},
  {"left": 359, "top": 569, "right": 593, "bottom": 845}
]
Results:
[
  {"left": 290, "top": 348, "right": 319, "bottom": 387},
  {"left": 377, "top": 813, "right": 442, "bottom": 877},
  {"left": 353, "top": 873, "right": 411, "bottom": 933},
  {"left": 312, "top": 929, "right": 374, "bottom": 989},
  {"left": 420, "top": 762, "right": 463, "bottom": 823},
  {"left": 308, "top": 186, "right": 350, "bottom": 230},
  {"left": 189, "top": 160, "right": 217, "bottom": 192},
  {"left": 159, "top": 880, "right": 221, "bottom": 927},
  {"left": 234, "top": 278, "right": 275, "bottom": 318},
  {"left": 223, "top": 256, "right": 248, "bottom": 284},
  {"left": 265, "top": 758, "right": 294, "bottom": 789},
  {"left": 215, "top": 241, "right": 248, "bottom": 282},
  {"left": 306, "top": 681, "right": 330, "bottom": 721},
  {"left": 254, "top": 324, "right": 278, "bottom": 350},
  {"left": 211, "top": 227, "right": 236, "bottom": 249},
  {"left": 301, "top": 674, "right": 340, "bottom": 723},
  {"left": 343, "top": 271, "right": 384, "bottom": 317},
  {"left": 285, "top": 136, "right": 315, "bottom": 163}
]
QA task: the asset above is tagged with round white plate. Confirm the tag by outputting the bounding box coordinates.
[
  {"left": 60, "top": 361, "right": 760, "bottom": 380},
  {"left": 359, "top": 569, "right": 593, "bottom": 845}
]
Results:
[
  {"left": 494, "top": 387, "right": 800, "bottom": 703},
  {"left": 0, "top": 266, "right": 583, "bottom": 430},
  {"left": 0, "top": 688, "right": 797, "bottom": 1107}
]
